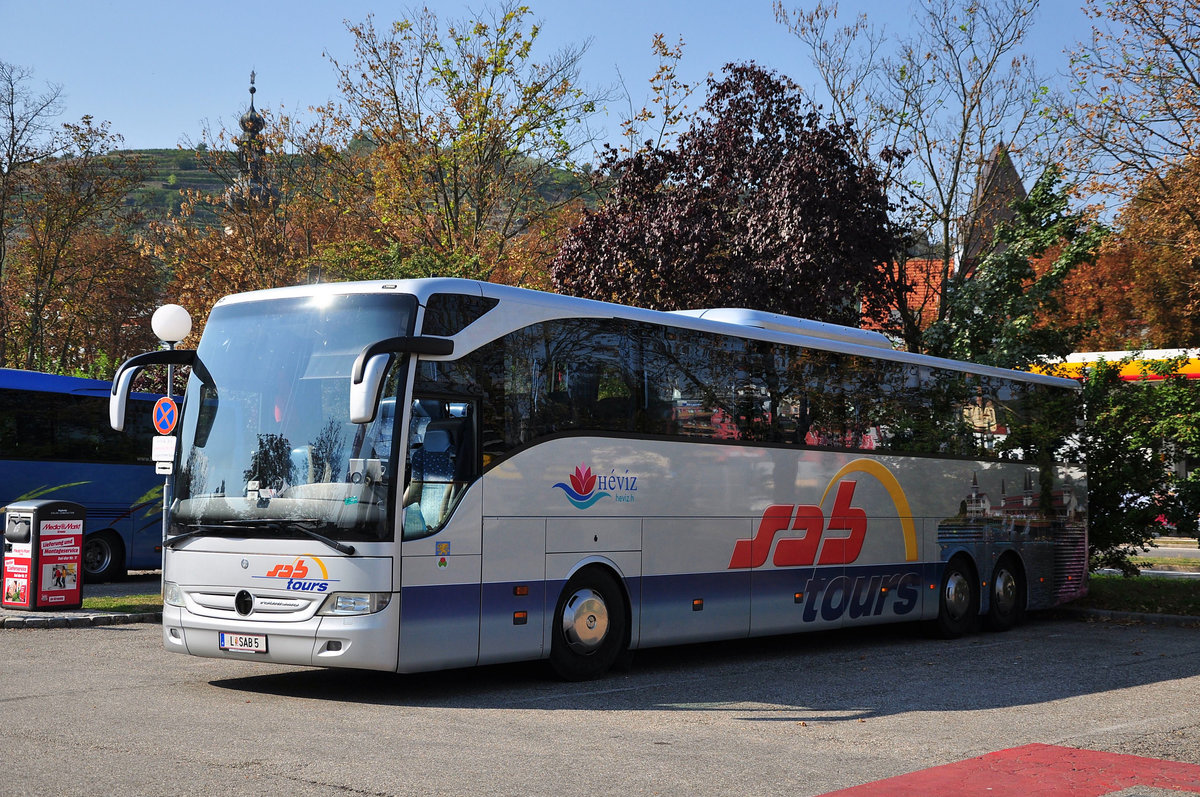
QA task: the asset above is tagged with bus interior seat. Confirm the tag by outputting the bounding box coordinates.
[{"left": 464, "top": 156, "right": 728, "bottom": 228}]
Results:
[
  {"left": 415, "top": 429, "right": 454, "bottom": 474},
  {"left": 410, "top": 428, "right": 455, "bottom": 528},
  {"left": 409, "top": 398, "right": 445, "bottom": 446}
]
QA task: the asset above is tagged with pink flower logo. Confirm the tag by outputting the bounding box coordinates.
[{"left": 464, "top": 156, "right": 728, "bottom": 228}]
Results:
[
  {"left": 553, "top": 463, "right": 610, "bottom": 509},
  {"left": 570, "top": 465, "right": 597, "bottom": 497}
]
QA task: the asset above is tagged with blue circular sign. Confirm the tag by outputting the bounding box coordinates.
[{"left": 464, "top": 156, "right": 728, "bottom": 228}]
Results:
[{"left": 153, "top": 397, "right": 178, "bottom": 435}]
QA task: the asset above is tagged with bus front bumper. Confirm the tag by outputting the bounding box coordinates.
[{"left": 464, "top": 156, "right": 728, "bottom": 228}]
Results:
[{"left": 162, "top": 600, "right": 400, "bottom": 672}]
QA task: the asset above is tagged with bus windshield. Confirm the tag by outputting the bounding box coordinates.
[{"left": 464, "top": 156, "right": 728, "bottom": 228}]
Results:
[{"left": 172, "top": 292, "right": 416, "bottom": 544}]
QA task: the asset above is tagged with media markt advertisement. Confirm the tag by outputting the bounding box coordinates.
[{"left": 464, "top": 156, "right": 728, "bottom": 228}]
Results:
[
  {"left": 3, "top": 540, "right": 32, "bottom": 608},
  {"left": 37, "top": 518, "right": 83, "bottom": 608}
]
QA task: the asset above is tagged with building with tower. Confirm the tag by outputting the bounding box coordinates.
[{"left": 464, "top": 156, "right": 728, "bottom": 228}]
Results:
[{"left": 226, "top": 71, "right": 275, "bottom": 211}]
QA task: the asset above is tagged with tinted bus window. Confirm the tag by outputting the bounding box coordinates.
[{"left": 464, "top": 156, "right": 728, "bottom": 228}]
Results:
[{"left": 0, "top": 388, "right": 154, "bottom": 464}]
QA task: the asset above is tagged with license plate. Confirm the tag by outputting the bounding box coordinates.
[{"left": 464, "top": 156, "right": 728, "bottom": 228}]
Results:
[{"left": 219, "top": 632, "right": 268, "bottom": 653}]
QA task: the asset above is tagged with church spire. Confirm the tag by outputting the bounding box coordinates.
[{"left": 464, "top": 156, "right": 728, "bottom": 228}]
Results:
[{"left": 226, "top": 71, "right": 275, "bottom": 211}]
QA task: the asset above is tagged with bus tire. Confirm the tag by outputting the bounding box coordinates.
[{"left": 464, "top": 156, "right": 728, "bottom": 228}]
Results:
[
  {"left": 84, "top": 531, "right": 125, "bottom": 583},
  {"left": 934, "top": 555, "right": 979, "bottom": 638},
  {"left": 985, "top": 555, "right": 1026, "bottom": 632},
  {"left": 549, "top": 568, "right": 627, "bottom": 681}
]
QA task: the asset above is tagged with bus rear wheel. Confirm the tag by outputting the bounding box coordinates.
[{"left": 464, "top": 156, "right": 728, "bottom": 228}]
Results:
[
  {"left": 985, "top": 556, "right": 1026, "bottom": 632},
  {"left": 84, "top": 531, "right": 125, "bottom": 583},
  {"left": 934, "top": 555, "right": 979, "bottom": 638},
  {"left": 549, "top": 568, "right": 627, "bottom": 681}
]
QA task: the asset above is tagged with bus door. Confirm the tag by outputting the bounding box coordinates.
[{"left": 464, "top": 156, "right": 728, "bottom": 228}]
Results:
[{"left": 397, "top": 398, "right": 483, "bottom": 672}]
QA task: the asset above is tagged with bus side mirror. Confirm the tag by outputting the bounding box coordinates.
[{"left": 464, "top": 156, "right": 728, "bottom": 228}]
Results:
[
  {"left": 109, "top": 349, "right": 210, "bottom": 431},
  {"left": 350, "top": 353, "right": 393, "bottom": 425},
  {"left": 350, "top": 336, "right": 454, "bottom": 425},
  {"left": 110, "top": 365, "right": 139, "bottom": 431}
]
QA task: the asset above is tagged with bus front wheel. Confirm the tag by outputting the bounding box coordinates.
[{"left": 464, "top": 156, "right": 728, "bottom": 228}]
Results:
[
  {"left": 934, "top": 555, "right": 979, "bottom": 638},
  {"left": 549, "top": 568, "right": 627, "bottom": 681},
  {"left": 84, "top": 531, "right": 125, "bottom": 583}
]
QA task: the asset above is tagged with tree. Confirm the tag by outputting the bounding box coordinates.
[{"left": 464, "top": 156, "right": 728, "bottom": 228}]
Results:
[
  {"left": 616, "top": 34, "right": 704, "bottom": 156},
  {"left": 244, "top": 433, "right": 294, "bottom": 491},
  {"left": 1050, "top": 155, "right": 1200, "bottom": 351},
  {"left": 550, "top": 63, "right": 894, "bottom": 324},
  {"left": 153, "top": 96, "right": 385, "bottom": 323},
  {"left": 0, "top": 61, "right": 66, "bottom": 367},
  {"left": 1067, "top": 356, "right": 1200, "bottom": 573},
  {"left": 1061, "top": 0, "right": 1200, "bottom": 213},
  {"left": 776, "top": 0, "right": 1055, "bottom": 350},
  {"left": 925, "top": 166, "right": 1106, "bottom": 369},
  {"left": 2, "top": 118, "right": 158, "bottom": 373},
  {"left": 1053, "top": 243, "right": 1145, "bottom": 351},
  {"left": 1108, "top": 157, "right": 1200, "bottom": 347},
  {"left": 1056, "top": 0, "right": 1200, "bottom": 347},
  {"left": 321, "top": 2, "right": 607, "bottom": 284},
  {"left": 152, "top": 191, "right": 302, "bottom": 320}
]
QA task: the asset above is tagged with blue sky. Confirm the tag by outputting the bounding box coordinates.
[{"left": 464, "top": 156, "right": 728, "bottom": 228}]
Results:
[{"left": 2, "top": 0, "right": 1093, "bottom": 154}]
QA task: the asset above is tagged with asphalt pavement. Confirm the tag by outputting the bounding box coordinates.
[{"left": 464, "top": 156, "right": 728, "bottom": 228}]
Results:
[{"left": 3, "top": 613, "right": 1198, "bottom": 796}]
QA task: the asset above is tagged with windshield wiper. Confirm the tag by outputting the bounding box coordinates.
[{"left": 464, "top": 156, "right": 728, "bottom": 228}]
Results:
[
  {"left": 164, "top": 519, "right": 357, "bottom": 555},
  {"left": 219, "top": 518, "right": 356, "bottom": 556},
  {"left": 164, "top": 524, "right": 246, "bottom": 548}
]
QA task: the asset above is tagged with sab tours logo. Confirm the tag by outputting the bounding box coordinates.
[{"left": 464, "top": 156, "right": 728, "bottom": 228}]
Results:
[
  {"left": 553, "top": 463, "right": 638, "bottom": 510},
  {"left": 255, "top": 556, "right": 338, "bottom": 593},
  {"left": 727, "top": 458, "right": 922, "bottom": 623},
  {"left": 728, "top": 458, "right": 917, "bottom": 570}
]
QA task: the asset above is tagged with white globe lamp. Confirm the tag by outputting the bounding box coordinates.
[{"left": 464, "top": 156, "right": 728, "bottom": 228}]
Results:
[{"left": 151, "top": 304, "right": 192, "bottom": 345}]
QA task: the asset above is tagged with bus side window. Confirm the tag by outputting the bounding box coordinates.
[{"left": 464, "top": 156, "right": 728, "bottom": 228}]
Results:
[{"left": 403, "top": 401, "right": 477, "bottom": 539}]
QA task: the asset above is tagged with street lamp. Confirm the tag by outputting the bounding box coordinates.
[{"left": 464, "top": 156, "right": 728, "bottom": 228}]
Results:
[
  {"left": 151, "top": 304, "right": 192, "bottom": 547},
  {"left": 151, "top": 304, "right": 192, "bottom": 350}
]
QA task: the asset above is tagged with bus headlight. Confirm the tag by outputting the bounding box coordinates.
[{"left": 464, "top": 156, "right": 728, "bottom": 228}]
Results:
[
  {"left": 317, "top": 592, "right": 392, "bottom": 616},
  {"left": 163, "top": 581, "right": 184, "bottom": 607}
]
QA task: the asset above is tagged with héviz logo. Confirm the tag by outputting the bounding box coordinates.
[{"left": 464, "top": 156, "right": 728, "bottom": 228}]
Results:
[{"left": 553, "top": 464, "right": 609, "bottom": 510}]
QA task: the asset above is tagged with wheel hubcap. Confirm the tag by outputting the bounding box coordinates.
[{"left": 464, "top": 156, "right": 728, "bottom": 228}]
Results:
[
  {"left": 561, "top": 588, "right": 609, "bottom": 654},
  {"left": 84, "top": 540, "right": 110, "bottom": 574},
  {"left": 944, "top": 571, "right": 971, "bottom": 620},
  {"left": 993, "top": 569, "right": 1017, "bottom": 614}
]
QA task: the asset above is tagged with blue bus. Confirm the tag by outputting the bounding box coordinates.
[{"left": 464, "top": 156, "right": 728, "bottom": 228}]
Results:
[{"left": 0, "top": 368, "right": 163, "bottom": 581}]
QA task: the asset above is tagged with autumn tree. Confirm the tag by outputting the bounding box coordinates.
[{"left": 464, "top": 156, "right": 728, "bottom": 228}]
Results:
[
  {"left": 321, "top": 2, "right": 608, "bottom": 285},
  {"left": 1056, "top": 0, "right": 1200, "bottom": 341},
  {"left": 776, "top": 0, "right": 1055, "bottom": 350},
  {"left": 1062, "top": 0, "right": 1200, "bottom": 212},
  {"left": 152, "top": 89, "right": 384, "bottom": 322},
  {"left": 1105, "top": 158, "right": 1200, "bottom": 348},
  {"left": 0, "top": 61, "right": 68, "bottom": 367},
  {"left": 616, "top": 34, "right": 704, "bottom": 156},
  {"left": 2, "top": 118, "right": 158, "bottom": 373},
  {"left": 1057, "top": 156, "right": 1200, "bottom": 350},
  {"left": 1052, "top": 243, "right": 1145, "bottom": 351},
  {"left": 550, "top": 63, "right": 894, "bottom": 324}
]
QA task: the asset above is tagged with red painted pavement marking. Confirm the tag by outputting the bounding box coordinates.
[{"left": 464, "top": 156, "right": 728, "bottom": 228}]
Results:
[{"left": 819, "top": 743, "right": 1200, "bottom": 796}]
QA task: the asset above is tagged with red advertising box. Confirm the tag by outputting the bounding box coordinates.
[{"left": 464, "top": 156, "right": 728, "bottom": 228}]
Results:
[{"left": 3, "top": 500, "right": 85, "bottom": 610}]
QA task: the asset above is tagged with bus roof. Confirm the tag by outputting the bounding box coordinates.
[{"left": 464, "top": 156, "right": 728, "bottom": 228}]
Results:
[
  {"left": 0, "top": 368, "right": 163, "bottom": 400},
  {"left": 212, "top": 278, "right": 1080, "bottom": 390},
  {"left": 670, "top": 308, "right": 895, "bottom": 349},
  {"left": 0, "top": 368, "right": 117, "bottom": 398}
]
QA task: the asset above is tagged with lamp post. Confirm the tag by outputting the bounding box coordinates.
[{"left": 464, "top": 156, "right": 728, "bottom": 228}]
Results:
[{"left": 151, "top": 304, "right": 192, "bottom": 545}]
